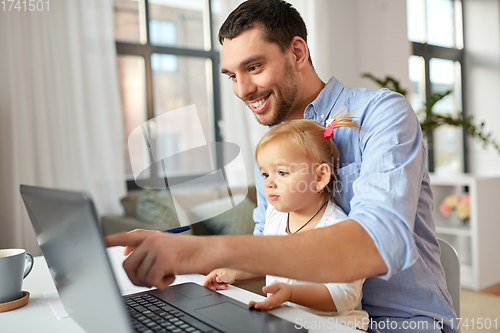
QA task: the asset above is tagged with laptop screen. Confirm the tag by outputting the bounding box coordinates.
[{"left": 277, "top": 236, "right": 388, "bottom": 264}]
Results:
[{"left": 20, "top": 185, "right": 134, "bottom": 333}]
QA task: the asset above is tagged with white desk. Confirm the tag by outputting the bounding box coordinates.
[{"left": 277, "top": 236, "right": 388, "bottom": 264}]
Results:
[{"left": 0, "top": 247, "right": 358, "bottom": 333}]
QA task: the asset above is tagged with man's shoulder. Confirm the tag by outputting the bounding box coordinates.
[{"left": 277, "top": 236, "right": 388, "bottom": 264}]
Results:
[
  {"left": 320, "top": 77, "right": 414, "bottom": 129},
  {"left": 343, "top": 86, "right": 402, "bottom": 107},
  {"left": 340, "top": 85, "right": 413, "bottom": 123}
]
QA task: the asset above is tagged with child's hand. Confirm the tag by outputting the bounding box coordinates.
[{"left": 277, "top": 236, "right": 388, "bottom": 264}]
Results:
[
  {"left": 248, "top": 282, "right": 292, "bottom": 311},
  {"left": 201, "top": 268, "right": 237, "bottom": 291}
]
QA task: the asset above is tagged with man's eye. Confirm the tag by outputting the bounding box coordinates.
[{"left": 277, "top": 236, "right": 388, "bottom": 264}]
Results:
[
  {"left": 249, "top": 65, "right": 259, "bottom": 72},
  {"left": 228, "top": 74, "right": 236, "bottom": 81}
]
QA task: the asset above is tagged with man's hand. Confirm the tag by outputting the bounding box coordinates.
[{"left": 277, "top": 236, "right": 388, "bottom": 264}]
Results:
[
  {"left": 105, "top": 229, "right": 207, "bottom": 290},
  {"left": 201, "top": 268, "right": 238, "bottom": 291},
  {"left": 105, "top": 221, "right": 386, "bottom": 292},
  {"left": 248, "top": 282, "right": 292, "bottom": 311},
  {"left": 116, "top": 229, "right": 161, "bottom": 256}
]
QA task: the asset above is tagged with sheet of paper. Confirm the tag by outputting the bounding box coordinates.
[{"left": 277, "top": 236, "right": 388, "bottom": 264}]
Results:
[
  {"left": 116, "top": 272, "right": 156, "bottom": 295},
  {"left": 107, "top": 246, "right": 199, "bottom": 295},
  {"left": 115, "top": 267, "right": 199, "bottom": 295},
  {"left": 36, "top": 290, "right": 69, "bottom": 320}
]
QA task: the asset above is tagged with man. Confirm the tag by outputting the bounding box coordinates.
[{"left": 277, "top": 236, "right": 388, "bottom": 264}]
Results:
[{"left": 107, "top": 1, "right": 458, "bottom": 331}]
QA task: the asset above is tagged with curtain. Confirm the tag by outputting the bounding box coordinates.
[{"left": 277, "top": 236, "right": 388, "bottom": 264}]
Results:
[
  {"left": 0, "top": 0, "right": 126, "bottom": 255},
  {"left": 213, "top": 0, "right": 267, "bottom": 187}
]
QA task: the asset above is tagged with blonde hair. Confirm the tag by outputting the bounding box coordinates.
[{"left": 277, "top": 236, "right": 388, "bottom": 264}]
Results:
[{"left": 255, "top": 111, "right": 361, "bottom": 200}]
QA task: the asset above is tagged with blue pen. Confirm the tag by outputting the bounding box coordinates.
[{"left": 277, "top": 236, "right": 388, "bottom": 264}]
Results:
[{"left": 163, "top": 226, "right": 191, "bottom": 234}]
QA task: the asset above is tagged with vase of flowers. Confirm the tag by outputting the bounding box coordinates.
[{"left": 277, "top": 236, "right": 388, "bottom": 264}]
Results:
[{"left": 439, "top": 193, "right": 470, "bottom": 226}]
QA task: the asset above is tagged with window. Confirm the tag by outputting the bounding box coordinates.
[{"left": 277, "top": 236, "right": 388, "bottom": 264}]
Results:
[
  {"left": 114, "top": 0, "right": 222, "bottom": 189},
  {"left": 149, "top": 20, "right": 177, "bottom": 46},
  {"left": 407, "top": 0, "right": 465, "bottom": 173}
]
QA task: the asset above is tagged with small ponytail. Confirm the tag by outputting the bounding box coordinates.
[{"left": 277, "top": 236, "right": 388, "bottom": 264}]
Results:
[{"left": 323, "top": 109, "right": 361, "bottom": 139}]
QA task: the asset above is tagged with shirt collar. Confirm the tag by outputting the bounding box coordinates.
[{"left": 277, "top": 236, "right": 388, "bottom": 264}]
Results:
[{"left": 304, "top": 76, "right": 345, "bottom": 125}]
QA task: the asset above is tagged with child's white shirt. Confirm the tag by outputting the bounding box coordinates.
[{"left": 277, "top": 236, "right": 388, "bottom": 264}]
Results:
[{"left": 264, "top": 201, "right": 369, "bottom": 330}]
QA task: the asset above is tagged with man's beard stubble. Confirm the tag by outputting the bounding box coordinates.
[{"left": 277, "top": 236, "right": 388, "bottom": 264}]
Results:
[{"left": 247, "top": 61, "right": 299, "bottom": 127}]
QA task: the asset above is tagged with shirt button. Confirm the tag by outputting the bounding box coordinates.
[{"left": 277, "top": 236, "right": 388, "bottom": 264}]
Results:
[{"left": 320, "top": 114, "right": 325, "bottom": 119}]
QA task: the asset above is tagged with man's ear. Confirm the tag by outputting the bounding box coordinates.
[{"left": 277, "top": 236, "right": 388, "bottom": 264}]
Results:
[
  {"left": 315, "top": 163, "right": 331, "bottom": 192},
  {"left": 289, "top": 36, "right": 309, "bottom": 71}
]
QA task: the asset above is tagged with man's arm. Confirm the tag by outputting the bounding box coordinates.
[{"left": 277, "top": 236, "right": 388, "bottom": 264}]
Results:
[
  {"left": 219, "top": 219, "right": 387, "bottom": 283},
  {"left": 342, "top": 91, "right": 426, "bottom": 278},
  {"left": 105, "top": 219, "right": 387, "bottom": 289}
]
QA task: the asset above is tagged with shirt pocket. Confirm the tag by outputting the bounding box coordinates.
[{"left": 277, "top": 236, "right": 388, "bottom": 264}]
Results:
[{"left": 334, "top": 162, "right": 361, "bottom": 214}]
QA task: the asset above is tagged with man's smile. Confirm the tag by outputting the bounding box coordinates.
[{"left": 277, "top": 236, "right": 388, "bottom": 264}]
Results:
[{"left": 247, "top": 94, "right": 271, "bottom": 113}]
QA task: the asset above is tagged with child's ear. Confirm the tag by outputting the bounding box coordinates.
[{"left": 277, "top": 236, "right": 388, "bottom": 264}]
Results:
[{"left": 315, "top": 163, "right": 331, "bottom": 191}]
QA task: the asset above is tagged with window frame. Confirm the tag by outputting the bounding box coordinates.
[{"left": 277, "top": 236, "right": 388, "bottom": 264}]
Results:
[
  {"left": 409, "top": 0, "right": 467, "bottom": 173},
  {"left": 115, "top": 0, "right": 223, "bottom": 190}
]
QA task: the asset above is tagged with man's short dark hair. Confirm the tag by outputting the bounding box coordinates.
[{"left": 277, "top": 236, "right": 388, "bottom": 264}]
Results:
[{"left": 218, "top": 0, "right": 313, "bottom": 66}]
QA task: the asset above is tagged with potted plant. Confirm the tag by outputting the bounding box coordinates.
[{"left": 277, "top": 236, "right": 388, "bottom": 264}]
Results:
[{"left": 362, "top": 73, "right": 500, "bottom": 155}]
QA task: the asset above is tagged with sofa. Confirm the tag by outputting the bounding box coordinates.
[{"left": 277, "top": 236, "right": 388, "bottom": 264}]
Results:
[{"left": 101, "top": 185, "right": 258, "bottom": 237}]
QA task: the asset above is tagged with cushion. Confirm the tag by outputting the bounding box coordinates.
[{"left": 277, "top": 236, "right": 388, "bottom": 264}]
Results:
[
  {"left": 135, "top": 189, "right": 181, "bottom": 229},
  {"left": 190, "top": 194, "right": 256, "bottom": 235},
  {"left": 170, "top": 194, "right": 190, "bottom": 227},
  {"left": 120, "top": 193, "right": 139, "bottom": 217}
]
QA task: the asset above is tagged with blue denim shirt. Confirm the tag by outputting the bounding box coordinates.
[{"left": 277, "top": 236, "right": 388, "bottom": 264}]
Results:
[{"left": 253, "top": 77, "right": 458, "bottom": 332}]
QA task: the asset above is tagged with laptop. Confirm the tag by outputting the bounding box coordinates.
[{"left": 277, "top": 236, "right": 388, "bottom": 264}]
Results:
[{"left": 20, "top": 185, "right": 307, "bottom": 333}]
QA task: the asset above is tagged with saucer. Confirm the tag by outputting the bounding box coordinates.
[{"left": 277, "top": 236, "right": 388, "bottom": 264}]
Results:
[{"left": 0, "top": 291, "right": 30, "bottom": 312}]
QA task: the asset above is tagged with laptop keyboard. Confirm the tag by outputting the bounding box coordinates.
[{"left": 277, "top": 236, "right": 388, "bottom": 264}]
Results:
[{"left": 125, "top": 293, "right": 216, "bottom": 333}]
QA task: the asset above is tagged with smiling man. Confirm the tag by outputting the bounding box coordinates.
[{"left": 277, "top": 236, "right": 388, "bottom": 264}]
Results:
[
  {"left": 106, "top": 1, "right": 459, "bottom": 332},
  {"left": 220, "top": 25, "right": 313, "bottom": 126}
]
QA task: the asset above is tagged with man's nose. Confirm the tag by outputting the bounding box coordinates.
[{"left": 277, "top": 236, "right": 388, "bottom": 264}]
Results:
[{"left": 234, "top": 76, "right": 256, "bottom": 100}]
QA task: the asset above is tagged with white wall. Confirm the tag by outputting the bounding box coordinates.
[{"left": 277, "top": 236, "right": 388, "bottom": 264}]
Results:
[
  {"left": 295, "top": 0, "right": 411, "bottom": 91},
  {"left": 463, "top": 0, "right": 500, "bottom": 175}
]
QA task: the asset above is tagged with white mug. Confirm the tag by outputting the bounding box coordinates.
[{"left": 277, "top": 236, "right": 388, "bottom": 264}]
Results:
[{"left": 0, "top": 249, "right": 34, "bottom": 304}]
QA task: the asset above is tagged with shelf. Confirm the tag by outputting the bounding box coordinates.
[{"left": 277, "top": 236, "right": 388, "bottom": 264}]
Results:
[
  {"left": 461, "top": 264, "right": 475, "bottom": 290},
  {"left": 435, "top": 225, "right": 471, "bottom": 237},
  {"left": 429, "top": 174, "right": 490, "bottom": 186},
  {"left": 430, "top": 173, "right": 500, "bottom": 290}
]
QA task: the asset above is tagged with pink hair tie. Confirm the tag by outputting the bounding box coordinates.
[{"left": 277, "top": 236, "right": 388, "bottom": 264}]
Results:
[{"left": 324, "top": 119, "right": 336, "bottom": 138}]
